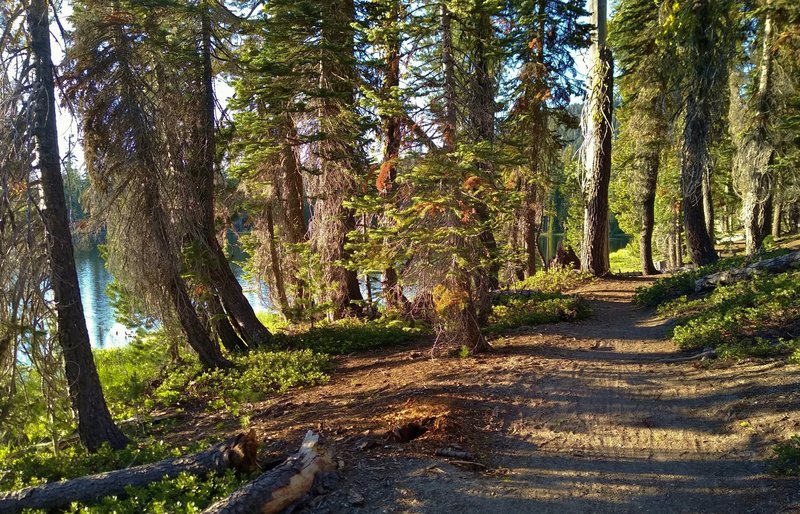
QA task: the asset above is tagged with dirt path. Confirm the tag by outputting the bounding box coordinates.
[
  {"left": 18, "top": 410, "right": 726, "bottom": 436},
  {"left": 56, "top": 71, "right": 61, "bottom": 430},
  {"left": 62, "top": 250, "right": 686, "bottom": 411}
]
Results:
[{"left": 221, "top": 278, "right": 800, "bottom": 513}]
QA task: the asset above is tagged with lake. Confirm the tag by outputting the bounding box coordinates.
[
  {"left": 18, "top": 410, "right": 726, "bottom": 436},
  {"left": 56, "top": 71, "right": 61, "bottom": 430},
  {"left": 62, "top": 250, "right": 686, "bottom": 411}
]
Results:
[
  {"left": 75, "top": 233, "right": 630, "bottom": 348},
  {"left": 74, "top": 245, "right": 270, "bottom": 348}
]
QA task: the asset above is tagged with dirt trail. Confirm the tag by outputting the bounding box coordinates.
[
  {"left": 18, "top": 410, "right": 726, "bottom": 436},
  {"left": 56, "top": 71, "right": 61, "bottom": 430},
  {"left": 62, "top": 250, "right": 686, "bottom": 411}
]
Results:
[{"left": 223, "top": 278, "right": 800, "bottom": 513}]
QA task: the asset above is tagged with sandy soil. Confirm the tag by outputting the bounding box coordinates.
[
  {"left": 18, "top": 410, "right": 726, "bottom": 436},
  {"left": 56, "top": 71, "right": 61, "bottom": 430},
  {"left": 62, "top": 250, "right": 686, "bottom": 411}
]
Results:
[{"left": 181, "top": 277, "right": 800, "bottom": 513}]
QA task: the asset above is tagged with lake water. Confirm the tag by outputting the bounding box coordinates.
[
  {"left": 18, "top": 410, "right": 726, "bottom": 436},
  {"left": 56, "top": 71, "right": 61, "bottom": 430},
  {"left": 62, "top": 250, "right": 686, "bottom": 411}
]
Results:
[
  {"left": 74, "top": 245, "right": 270, "bottom": 348},
  {"left": 75, "top": 233, "right": 629, "bottom": 348}
]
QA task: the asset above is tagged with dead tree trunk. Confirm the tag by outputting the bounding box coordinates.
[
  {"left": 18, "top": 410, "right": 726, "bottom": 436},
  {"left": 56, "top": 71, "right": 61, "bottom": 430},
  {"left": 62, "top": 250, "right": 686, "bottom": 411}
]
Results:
[
  {"left": 0, "top": 432, "right": 258, "bottom": 513},
  {"left": 27, "top": 0, "right": 128, "bottom": 452},
  {"left": 202, "top": 431, "right": 335, "bottom": 514}
]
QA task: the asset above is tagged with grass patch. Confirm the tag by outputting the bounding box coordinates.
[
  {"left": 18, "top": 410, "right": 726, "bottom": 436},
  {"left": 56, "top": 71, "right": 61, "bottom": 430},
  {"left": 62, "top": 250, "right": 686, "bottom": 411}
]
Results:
[{"left": 773, "top": 436, "right": 800, "bottom": 476}]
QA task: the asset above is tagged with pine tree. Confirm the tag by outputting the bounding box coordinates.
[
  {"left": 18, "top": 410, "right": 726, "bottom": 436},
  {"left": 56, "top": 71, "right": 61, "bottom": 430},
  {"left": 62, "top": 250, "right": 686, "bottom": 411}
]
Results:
[{"left": 27, "top": 0, "right": 129, "bottom": 450}]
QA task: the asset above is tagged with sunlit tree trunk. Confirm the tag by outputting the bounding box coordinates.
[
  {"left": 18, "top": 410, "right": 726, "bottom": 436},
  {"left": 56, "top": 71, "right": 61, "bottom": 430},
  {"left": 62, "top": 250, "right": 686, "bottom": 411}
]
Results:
[
  {"left": 741, "top": 12, "right": 775, "bottom": 255},
  {"left": 28, "top": 0, "right": 129, "bottom": 451},
  {"left": 316, "top": 0, "right": 363, "bottom": 320},
  {"left": 441, "top": 3, "right": 489, "bottom": 353},
  {"left": 470, "top": 2, "right": 498, "bottom": 324},
  {"left": 581, "top": 0, "right": 613, "bottom": 276}
]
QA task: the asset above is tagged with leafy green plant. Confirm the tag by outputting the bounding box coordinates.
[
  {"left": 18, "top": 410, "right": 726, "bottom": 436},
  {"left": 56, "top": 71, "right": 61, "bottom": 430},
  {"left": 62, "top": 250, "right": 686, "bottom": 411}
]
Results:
[
  {"left": 512, "top": 268, "right": 594, "bottom": 294},
  {"left": 486, "top": 291, "right": 591, "bottom": 335},
  {"left": 772, "top": 436, "right": 800, "bottom": 476},
  {"left": 661, "top": 269, "right": 800, "bottom": 359},
  {"left": 633, "top": 249, "right": 791, "bottom": 307},
  {"left": 0, "top": 440, "right": 256, "bottom": 512}
]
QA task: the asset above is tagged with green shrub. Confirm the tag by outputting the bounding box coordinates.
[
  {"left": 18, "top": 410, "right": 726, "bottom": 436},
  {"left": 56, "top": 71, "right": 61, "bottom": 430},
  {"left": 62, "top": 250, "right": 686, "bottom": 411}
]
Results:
[
  {"left": 664, "top": 270, "right": 800, "bottom": 358},
  {"left": 608, "top": 246, "right": 640, "bottom": 274},
  {"left": 486, "top": 291, "right": 591, "bottom": 335},
  {"left": 773, "top": 436, "right": 800, "bottom": 476},
  {"left": 512, "top": 267, "right": 594, "bottom": 294},
  {"left": 0, "top": 440, "right": 255, "bottom": 512},
  {"left": 633, "top": 249, "right": 791, "bottom": 308},
  {"left": 150, "top": 348, "right": 331, "bottom": 413},
  {"left": 273, "top": 317, "right": 428, "bottom": 355}
]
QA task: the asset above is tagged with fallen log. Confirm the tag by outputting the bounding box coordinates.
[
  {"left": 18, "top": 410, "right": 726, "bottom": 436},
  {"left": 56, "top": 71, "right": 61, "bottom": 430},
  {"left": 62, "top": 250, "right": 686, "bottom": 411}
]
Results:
[
  {"left": 695, "top": 250, "right": 800, "bottom": 292},
  {"left": 0, "top": 430, "right": 259, "bottom": 514},
  {"left": 202, "top": 431, "right": 335, "bottom": 514}
]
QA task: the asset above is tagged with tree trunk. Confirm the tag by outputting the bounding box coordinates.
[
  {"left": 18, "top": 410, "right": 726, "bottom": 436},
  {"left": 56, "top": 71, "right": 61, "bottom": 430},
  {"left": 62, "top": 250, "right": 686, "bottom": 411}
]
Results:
[
  {"left": 198, "top": 3, "right": 272, "bottom": 347},
  {"left": 581, "top": 44, "right": 613, "bottom": 276},
  {"left": 265, "top": 205, "right": 290, "bottom": 314},
  {"left": 377, "top": 1, "right": 409, "bottom": 314},
  {"left": 278, "top": 115, "right": 309, "bottom": 308},
  {"left": 208, "top": 295, "right": 247, "bottom": 353},
  {"left": 27, "top": 0, "right": 128, "bottom": 452},
  {"left": 0, "top": 431, "right": 258, "bottom": 513},
  {"left": 682, "top": 96, "right": 718, "bottom": 266},
  {"left": 316, "top": 0, "right": 363, "bottom": 320},
  {"left": 702, "top": 164, "right": 715, "bottom": 242},
  {"left": 202, "top": 432, "right": 335, "bottom": 514},
  {"left": 639, "top": 152, "right": 659, "bottom": 275},
  {"left": 772, "top": 197, "right": 782, "bottom": 238}
]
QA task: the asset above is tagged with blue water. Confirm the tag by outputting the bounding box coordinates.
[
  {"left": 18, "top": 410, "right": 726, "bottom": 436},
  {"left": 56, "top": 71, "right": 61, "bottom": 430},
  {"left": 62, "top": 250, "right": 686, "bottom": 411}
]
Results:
[{"left": 74, "top": 245, "right": 270, "bottom": 348}]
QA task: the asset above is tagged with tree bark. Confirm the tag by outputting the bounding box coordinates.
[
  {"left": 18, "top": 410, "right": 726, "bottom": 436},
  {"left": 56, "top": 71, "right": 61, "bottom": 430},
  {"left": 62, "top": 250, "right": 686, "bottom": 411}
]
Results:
[
  {"left": 201, "top": 431, "right": 335, "bottom": 514},
  {"left": 0, "top": 431, "right": 259, "bottom": 513},
  {"left": 377, "top": 1, "right": 410, "bottom": 314},
  {"left": 208, "top": 295, "right": 247, "bottom": 353},
  {"left": 27, "top": 0, "right": 129, "bottom": 452},
  {"left": 316, "top": 0, "right": 363, "bottom": 320},
  {"left": 581, "top": 45, "right": 614, "bottom": 276},
  {"left": 682, "top": 96, "right": 718, "bottom": 266},
  {"left": 198, "top": 2, "right": 273, "bottom": 347},
  {"left": 702, "top": 164, "right": 715, "bottom": 242},
  {"left": 681, "top": 0, "right": 721, "bottom": 266},
  {"left": 639, "top": 152, "right": 659, "bottom": 275}
]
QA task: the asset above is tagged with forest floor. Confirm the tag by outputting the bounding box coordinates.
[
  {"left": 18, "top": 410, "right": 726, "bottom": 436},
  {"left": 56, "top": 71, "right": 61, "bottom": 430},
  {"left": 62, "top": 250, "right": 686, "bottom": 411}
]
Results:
[{"left": 169, "top": 277, "right": 800, "bottom": 513}]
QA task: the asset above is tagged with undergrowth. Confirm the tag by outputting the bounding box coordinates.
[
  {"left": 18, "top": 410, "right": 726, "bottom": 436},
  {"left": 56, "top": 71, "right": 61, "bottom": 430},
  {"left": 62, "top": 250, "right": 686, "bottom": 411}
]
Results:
[
  {"left": 608, "top": 246, "right": 640, "bottom": 274},
  {"left": 656, "top": 268, "right": 800, "bottom": 359},
  {"left": 486, "top": 291, "right": 591, "bottom": 335},
  {"left": 773, "top": 436, "right": 800, "bottom": 476},
  {"left": 0, "top": 440, "right": 255, "bottom": 512},
  {"left": 512, "top": 267, "right": 594, "bottom": 293},
  {"left": 633, "top": 249, "right": 791, "bottom": 308}
]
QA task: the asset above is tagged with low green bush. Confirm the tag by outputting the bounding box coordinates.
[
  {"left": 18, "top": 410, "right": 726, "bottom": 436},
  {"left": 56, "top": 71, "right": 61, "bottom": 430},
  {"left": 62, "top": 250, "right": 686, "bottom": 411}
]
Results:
[
  {"left": 512, "top": 267, "right": 594, "bottom": 294},
  {"left": 608, "top": 246, "right": 640, "bottom": 274},
  {"left": 633, "top": 249, "right": 791, "bottom": 308},
  {"left": 273, "top": 317, "right": 428, "bottom": 355},
  {"left": 486, "top": 291, "right": 591, "bottom": 335},
  {"left": 773, "top": 436, "right": 800, "bottom": 476},
  {"left": 0, "top": 440, "right": 255, "bottom": 512},
  {"left": 149, "top": 349, "right": 330, "bottom": 415},
  {"left": 661, "top": 270, "right": 800, "bottom": 358}
]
